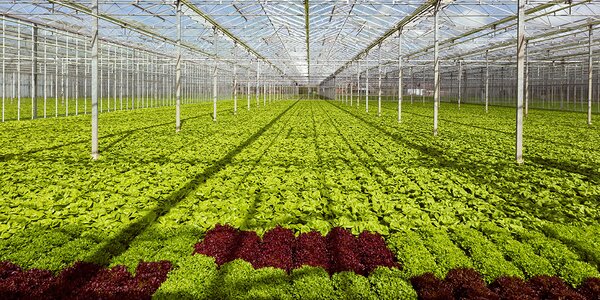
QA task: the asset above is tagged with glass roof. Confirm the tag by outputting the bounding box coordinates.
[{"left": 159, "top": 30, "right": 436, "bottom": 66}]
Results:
[{"left": 1, "top": 0, "right": 599, "bottom": 86}]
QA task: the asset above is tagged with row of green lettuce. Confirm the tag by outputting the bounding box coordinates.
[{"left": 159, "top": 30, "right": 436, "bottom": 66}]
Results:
[{"left": 1, "top": 99, "right": 599, "bottom": 297}]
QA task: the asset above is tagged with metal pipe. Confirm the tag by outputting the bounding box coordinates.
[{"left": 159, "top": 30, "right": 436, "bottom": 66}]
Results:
[
  {"left": 17, "top": 24, "right": 21, "bottom": 121},
  {"left": 366, "top": 55, "right": 369, "bottom": 113},
  {"left": 516, "top": 0, "right": 525, "bottom": 164},
  {"left": 433, "top": 4, "right": 440, "bottom": 136},
  {"left": 1, "top": 19, "right": 4, "bottom": 122},
  {"left": 175, "top": 0, "right": 181, "bottom": 132},
  {"left": 378, "top": 45, "right": 382, "bottom": 117},
  {"left": 458, "top": 61, "right": 462, "bottom": 110},
  {"left": 91, "top": 0, "right": 99, "bottom": 159},
  {"left": 485, "top": 50, "right": 489, "bottom": 113},
  {"left": 32, "top": 25, "right": 38, "bottom": 119},
  {"left": 75, "top": 39, "right": 79, "bottom": 115},
  {"left": 213, "top": 28, "right": 218, "bottom": 122},
  {"left": 398, "top": 30, "right": 402, "bottom": 123},
  {"left": 525, "top": 41, "right": 529, "bottom": 116},
  {"left": 588, "top": 25, "right": 593, "bottom": 125}
]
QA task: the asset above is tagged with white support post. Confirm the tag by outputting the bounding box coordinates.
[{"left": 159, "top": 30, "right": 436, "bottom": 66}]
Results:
[
  {"left": 247, "top": 64, "right": 251, "bottom": 110},
  {"left": 516, "top": 0, "right": 525, "bottom": 163},
  {"left": 398, "top": 30, "right": 402, "bottom": 123},
  {"left": 75, "top": 39, "right": 79, "bottom": 115},
  {"left": 485, "top": 50, "right": 489, "bottom": 113},
  {"left": 1, "top": 19, "right": 4, "bottom": 122},
  {"left": 17, "top": 24, "right": 21, "bottom": 121},
  {"left": 378, "top": 45, "right": 382, "bottom": 117},
  {"left": 433, "top": 3, "right": 440, "bottom": 136},
  {"left": 44, "top": 30, "right": 47, "bottom": 118},
  {"left": 256, "top": 61, "right": 260, "bottom": 107},
  {"left": 31, "top": 25, "right": 38, "bottom": 119},
  {"left": 91, "top": 0, "right": 99, "bottom": 159},
  {"left": 213, "top": 28, "right": 218, "bottom": 122},
  {"left": 525, "top": 41, "right": 530, "bottom": 116},
  {"left": 366, "top": 54, "right": 369, "bottom": 113},
  {"left": 357, "top": 61, "right": 360, "bottom": 107},
  {"left": 350, "top": 62, "right": 353, "bottom": 106},
  {"left": 175, "top": 0, "right": 182, "bottom": 132},
  {"left": 458, "top": 61, "right": 462, "bottom": 110},
  {"left": 588, "top": 25, "right": 593, "bottom": 125},
  {"left": 233, "top": 51, "right": 237, "bottom": 115}
]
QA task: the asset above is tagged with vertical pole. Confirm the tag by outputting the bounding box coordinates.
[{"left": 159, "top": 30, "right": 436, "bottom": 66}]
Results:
[
  {"left": 433, "top": 3, "right": 440, "bottom": 136},
  {"left": 213, "top": 28, "right": 218, "bottom": 122},
  {"left": 1, "top": 19, "right": 4, "bottom": 122},
  {"left": 233, "top": 50, "right": 237, "bottom": 115},
  {"left": 247, "top": 63, "right": 251, "bottom": 110},
  {"left": 377, "top": 45, "right": 382, "bottom": 117},
  {"left": 458, "top": 61, "right": 462, "bottom": 110},
  {"left": 588, "top": 25, "right": 593, "bottom": 125},
  {"left": 516, "top": 0, "right": 525, "bottom": 164},
  {"left": 350, "top": 62, "right": 353, "bottom": 106},
  {"left": 91, "top": 0, "right": 99, "bottom": 159},
  {"left": 525, "top": 41, "right": 530, "bottom": 116},
  {"left": 84, "top": 43, "right": 87, "bottom": 114},
  {"left": 357, "top": 61, "right": 360, "bottom": 107},
  {"left": 75, "top": 39, "right": 79, "bottom": 115},
  {"left": 256, "top": 61, "right": 260, "bottom": 107},
  {"left": 411, "top": 66, "right": 414, "bottom": 104},
  {"left": 32, "top": 25, "right": 38, "bottom": 119},
  {"left": 17, "top": 24, "right": 21, "bottom": 121},
  {"left": 485, "top": 50, "right": 489, "bottom": 113},
  {"left": 398, "top": 30, "right": 402, "bottom": 123},
  {"left": 66, "top": 37, "right": 69, "bottom": 116},
  {"left": 175, "top": 0, "right": 182, "bottom": 132},
  {"left": 44, "top": 30, "right": 47, "bottom": 118},
  {"left": 366, "top": 54, "right": 369, "bottom": 113},
  {"left": 120, "top": 47, "right": 123, "bottom": 110}
]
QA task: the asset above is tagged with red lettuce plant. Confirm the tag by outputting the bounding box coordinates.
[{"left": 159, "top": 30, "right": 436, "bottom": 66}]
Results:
[
  {"left": 326, "top": 227, "right": 364, "bottom": 275},
  {"left": 357, "top": 231, "right": 399, "bottom": 274},
  {"left": 258, "top": 226, "right": 295, "bottom": 272},
  {"left": 293, "top": 231, "right": 329, "bottom": 271}
]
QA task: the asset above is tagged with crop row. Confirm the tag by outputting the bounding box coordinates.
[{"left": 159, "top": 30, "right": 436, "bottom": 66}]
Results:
[
  {"left": 193, "top": 224, "right": 399, "bottom": 275},
  {"left": 0, "top": 260, "right": 171, "bottom": 300}
]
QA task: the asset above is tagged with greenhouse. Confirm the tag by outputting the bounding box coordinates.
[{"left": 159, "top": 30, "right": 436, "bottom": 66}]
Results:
[{"left": 0, "top": 0, "right": 599, "bottom": 298}]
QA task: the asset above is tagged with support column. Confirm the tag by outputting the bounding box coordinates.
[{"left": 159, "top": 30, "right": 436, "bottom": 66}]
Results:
[
  {"left": 525, "top": 41, "right": 530, "bottom": 116},
  {"left": 588, "top": 25, "right": 593, "bottom": 125},
  {"left": 485, "top": 50, "right": 489, "bottom": 113},
  {"left": 398, "top": 30, "right": 402, "bottom": 123},
  {"left": 366, "top": 54, "right": 369, "bottom": 113},
  {"left": 175, "top": 0, "right": 182, "bottom": 132},
  {"left": 213, "top": 28, "right": 218, "bottom": 122},
  {"left": 233, "top": 55, "right": 237, "bottom": 115},
  {"left": 458, "top": 61, "right": 462, "bottom": 110},
  {"left": 1, "top": 19, "right": 4, "bottom": 122},
  {"left": 357, "top": 61, "right": 360, "bottom": 108},
  {"left": 516, "top": 0, "right": 525, "bottom": 164},
  {"left": 350, "top": 62, "right": 353, "bottom": 106},
  {"left": 31, "top": 25, "right": 38, "bottom": 119},
  {"left": 256, "top": 61, "right": 260, "bottom": 107},
  {"left": 433, "top": 3, "right": 440, "bottom": 136},
  {"left": 377, "top": 45, "right": 382, "bottom": 117},
  {"left": 247, "top": 65, "right": 251, "bottom": 110},
  {"left": 91, "top": 0, "right": 99, "bottom": 159}
]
